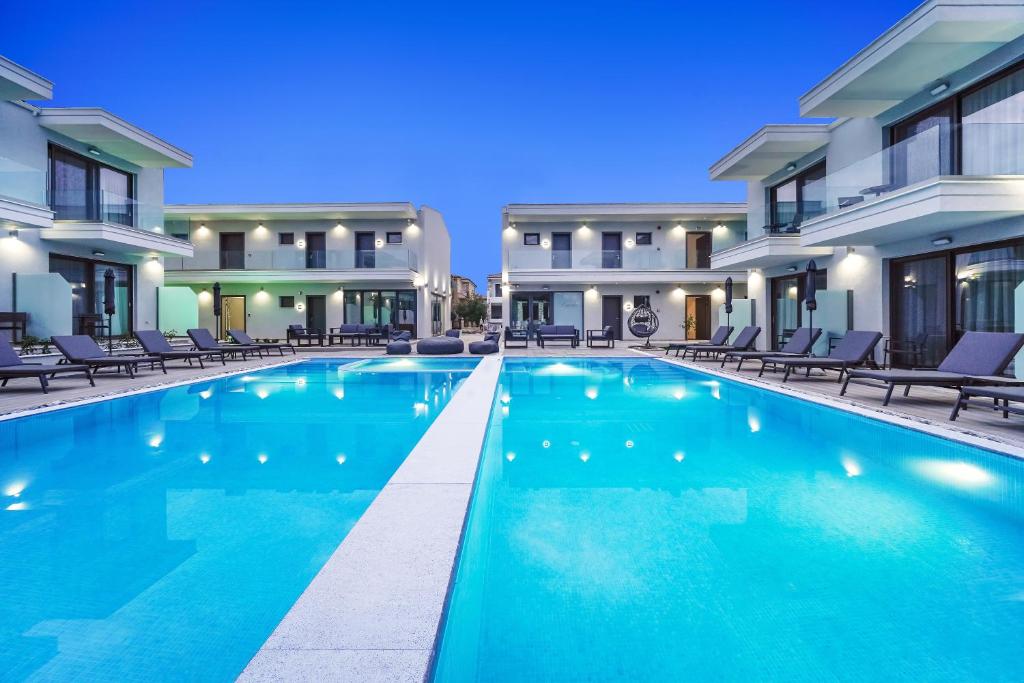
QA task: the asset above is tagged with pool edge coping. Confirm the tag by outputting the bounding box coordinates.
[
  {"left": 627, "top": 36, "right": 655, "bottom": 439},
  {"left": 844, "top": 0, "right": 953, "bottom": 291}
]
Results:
[
  {"left": 239, "top": 354, "right": 503, "bottom": 682},
  {"left": 637, "top": 349, "right": 1024, "bottom": 461}
]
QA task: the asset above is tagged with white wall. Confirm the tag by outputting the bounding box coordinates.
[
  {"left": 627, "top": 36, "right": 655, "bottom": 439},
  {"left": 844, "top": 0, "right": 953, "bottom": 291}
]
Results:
[{"left": 419, "top": 206, "right": 452, "bottom": 337}]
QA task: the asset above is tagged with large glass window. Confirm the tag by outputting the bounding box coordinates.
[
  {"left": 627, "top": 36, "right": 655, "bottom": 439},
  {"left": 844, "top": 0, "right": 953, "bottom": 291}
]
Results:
[
  {"left": 553, "top": 292, "right": 583, "bottom": 330},
  {"left": 49, "top": 254, "right": 134, "bottom": 336},
  {"left": 343, "top": 289, "right": 418, "bottom": 333},
  {"left": 890, "top": 101, "right": 955, "bottom": 189},
  {"left": 890, "top": 238, "right": 1024, "bottom": 371},
  {"left": 962, "top": 64, "right": 1024, "bottom": 175},
  {"left": 49, "top": 146, "right": 135, "bottom": 226},
  {"left": 768, "top": 161, "right": 826, "bottom": 229},
  {"left": 510, "top": 292, "right": 552, "bottom": 332},
  {"left": 769, "top": 269, "right": 827, "bottom": 350}
]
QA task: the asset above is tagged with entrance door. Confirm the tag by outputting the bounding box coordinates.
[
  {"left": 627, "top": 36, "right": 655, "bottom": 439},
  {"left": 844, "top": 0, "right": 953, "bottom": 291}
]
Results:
[
  {"left": 551, "top": 232, "right": 572, "bottom": 269},
  {"left": 602, "top": 233, "right": 622, "bottom": 269},
  {"left": 219, "top": 295, "right": 246, "bottom": 339},
  {"left": 219, "top": 233, "right": 245, "bottom": 269},
  {"left": 306, "top": 232, "right": 326, "bottom": 268},
  {"left": 685, "top": 295, "right": 711, "bottom": 340},
  {"left": 355, "top": 232, "right": 375, "bottom": 268},
  {"left": 602, "top": 295, "right": 623, "bottom": 339},
  {"left": 891, "top": 255, "right": 950, "bottom": 367},
  {"left": 306, "top": 295, "right": 327, "bottom": 333},
  {"left": 686, "top": 233, "right": 712, "bottom": 269}
]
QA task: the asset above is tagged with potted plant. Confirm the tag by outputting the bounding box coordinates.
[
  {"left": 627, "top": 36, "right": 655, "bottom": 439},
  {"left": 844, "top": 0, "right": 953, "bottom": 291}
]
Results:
[{"left": 682, "top": 315, "right": 696, "bottom": 340}]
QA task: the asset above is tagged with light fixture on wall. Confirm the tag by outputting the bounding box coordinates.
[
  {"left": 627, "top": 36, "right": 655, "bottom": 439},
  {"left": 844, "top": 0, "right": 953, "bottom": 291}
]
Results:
[
  {"left": 930, "top": 81, "right": 950, "bottom": 96},
  {"left": 87, "top": 146, "right": 102, "bottom": 156},
  {"left": 932, "top": 236, "right": 953, "bottom": 247},
  {"left": 540, "top": 238, "right": 551, "bottom": 249},
  {"left": 375, "top": 238, "right": 384, "bottom": 248},
  {"left": 786, "top": 162, "right": 797, "bottom": 172},
  {"left": 625, "top": 238, "right": 635, "bottom": 248},
  {"left": 296, "top": 239, "right": 306, "bottom": 249},
  {"left": 7, "top": 229, "right": 18, "bottom": 239}
]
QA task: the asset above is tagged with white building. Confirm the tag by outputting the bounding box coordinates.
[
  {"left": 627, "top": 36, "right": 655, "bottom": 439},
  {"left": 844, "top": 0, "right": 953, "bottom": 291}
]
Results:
[
  {"left": 162, "top": 204, "right": 451, "bottom": 339},
  {"left": 500, "top": 203, "right": 748, "bottom": 341},
  {"left": 485, "top": 273, "right": 503, "bottom": 328},
  {"left": 0, "top": 55, "right": 192, "bottom": 341},
  {"left": 710, "top": 0, "right": 1024, "bottom": 368}
]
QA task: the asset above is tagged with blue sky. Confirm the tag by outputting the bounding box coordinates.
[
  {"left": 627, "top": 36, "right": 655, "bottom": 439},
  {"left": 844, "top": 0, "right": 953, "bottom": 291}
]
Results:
[{"left": 4, "top": 0, "right": 920, "bottom": 290}]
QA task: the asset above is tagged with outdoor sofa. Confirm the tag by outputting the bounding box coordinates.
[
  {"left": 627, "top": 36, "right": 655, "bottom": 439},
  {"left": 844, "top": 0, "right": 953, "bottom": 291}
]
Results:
[{"left": 536, "top": 325, "right": 579, "bottom": 348}]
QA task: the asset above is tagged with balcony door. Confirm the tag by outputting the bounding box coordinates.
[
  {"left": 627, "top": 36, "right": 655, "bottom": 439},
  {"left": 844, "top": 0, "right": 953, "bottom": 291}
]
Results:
[
  {"left": 686, "top": 232, "right": 712, "bottom": 269},
  {"left": 601, "top": 232, "right": 622, "bottom": 269},
  {"left": 218, "top": 295, "right": 246, "bottom": 339},
  {"left": 219, "top": 233, "right": 245, "bottom": 269},
  {"left": 551, "top": 232, "right": 572, "bottom": 268},
  {"left": 601, "top": 295, "right": 623, "bottom": 339},
  {"left": 355, "top": 232, "right": 375, "bottom": 268},
  {"left": 890, "top": 101, "right": 955, "bottom": 190},
  {"left": 306, "top": 295, "right": 327, "bottom": 333},
  {"left": 685, "top": 295, "right": 711, "bottom": 340},
  {"left": 305, "top": 232, "right": 326, "bottom": 268}
]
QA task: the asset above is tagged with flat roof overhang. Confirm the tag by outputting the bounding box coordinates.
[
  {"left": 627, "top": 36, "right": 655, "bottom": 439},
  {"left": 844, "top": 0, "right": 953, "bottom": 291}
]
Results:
[
  {"left": 710, "top": 236, "right": 833, "bottom": 270},
  {"left": 800, "top": 0, "right": 1024, "bottom": 118},
  {"left": 506, "top": 269, "right": 748, "bottom": 286},
  {"left": 0, "top": 197, "right": 54, "bottom": 229},
  {"left": 0, "top": 55, "right": 52, "bottom": 101},
  {"left": 40, "top": 222, "right": 194, "bottom": 257},
  {"left": 163, "top": 269, "right": 418, "bottom": 285},
  {"left": 37, "top": 108, "right": 192, "bottom": 168},
  {"left": 798, "top": 176, "right": 1024, "bottom": 246},
  {"left": 709, "top": 125, "right": 831, "bottom": 181},
  {"left": 164, "top": 203, "right": 418, "bottom": 221},
  {"left": 504, "top": 203, "right": 747, "bottom": 224}
]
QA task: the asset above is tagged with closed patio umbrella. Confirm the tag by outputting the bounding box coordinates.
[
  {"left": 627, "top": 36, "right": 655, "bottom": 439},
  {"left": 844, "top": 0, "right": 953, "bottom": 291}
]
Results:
[
  {"left": 724, "top": 276, "right": 734, "bottom": 331},
  {"left": 805, "top": 260, "right": 818, "bottom": 341},
  {"left": 213, "top": 282, "right": 223, "bottom": 339},
  {"left": 103, "top": 268, "right": 116, "bottom": 354}
]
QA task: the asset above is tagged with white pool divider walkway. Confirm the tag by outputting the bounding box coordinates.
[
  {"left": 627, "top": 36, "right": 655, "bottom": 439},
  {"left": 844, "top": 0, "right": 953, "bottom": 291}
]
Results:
[{"left": 240, "top": 354, "right": 502, "bottom": 682}]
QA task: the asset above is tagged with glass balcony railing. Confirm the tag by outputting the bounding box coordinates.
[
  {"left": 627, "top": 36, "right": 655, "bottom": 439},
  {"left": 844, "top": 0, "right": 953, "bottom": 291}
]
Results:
[
  {"left": 50, "top": 189, "right": 169, "bottom": 234},
  {"left": 165, "top": 248, "right": 419, "bottom": 272},
  {"left": 0, "top": 154, "right": 47, "bottom": 206},
  {"left": 795, "top": 121, "right": 1024, "bottom": 225},
  {"left": 506, "top": 248, "right": 688, "bottom": 271}
]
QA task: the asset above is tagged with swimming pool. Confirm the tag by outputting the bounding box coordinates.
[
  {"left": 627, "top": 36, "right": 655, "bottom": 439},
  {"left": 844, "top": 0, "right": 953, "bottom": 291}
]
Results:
[
  {"left": 0, "top": 357, "right": 477, "bottom": 681},
  {"left": 434, "top": 358, "right": 1024, "bottom": 681}
]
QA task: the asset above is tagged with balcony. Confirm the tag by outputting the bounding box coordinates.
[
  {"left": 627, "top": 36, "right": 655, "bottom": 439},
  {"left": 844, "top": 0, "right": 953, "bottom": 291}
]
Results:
[
  {"left": 0, "top": 154, "right": 53, "bottom": 229},
  {"left": 798, "top": 122, "right": 1024, "bottom": 247},
  {"left": 506, "top": 247, "right": 746, "bottom": 284},
  {"left": 710, "top": 235, "right": 833, "bottom": 271},
  {"left": 41, "top": 190, "right": 192, "bottom": 257},
  {"left": 164, "top": 248, "right": 420, "bottom": 284}
]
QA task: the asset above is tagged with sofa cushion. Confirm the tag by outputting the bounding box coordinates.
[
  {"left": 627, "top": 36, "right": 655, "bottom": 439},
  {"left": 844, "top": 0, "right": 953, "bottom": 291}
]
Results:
[
  {"left": 468, "top": 340, "right": 499, "bottom": 355},
  {"left": 386, "top": 340, "right": 412, "bottom": 355}
]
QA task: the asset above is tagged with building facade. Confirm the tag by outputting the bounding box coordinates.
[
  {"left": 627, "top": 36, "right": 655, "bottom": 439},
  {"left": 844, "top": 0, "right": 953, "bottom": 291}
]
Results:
[
  {"left": 0, "top": 55, "right": 193, "bottom": 341},
  {"left": 162, "top": 204, "right": 451, "bottom": 339},
  {"left": 486, "top": 273, "right": 503, "bottom": 328},
  {"left": 709, "top": 0, "right": 1024, "bottom": 370},
  {"left": 500, "top": 203, "right": 748, "bottom": 341}
]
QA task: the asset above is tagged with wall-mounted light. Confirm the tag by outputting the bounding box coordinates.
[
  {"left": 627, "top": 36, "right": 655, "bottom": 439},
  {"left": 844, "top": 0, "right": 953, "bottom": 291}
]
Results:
[
  {"left": 930, "top": 81, "right": 950, "bottom": 96},
  {"left": 295, "top": 302, "right": 305, "bottom": 312},
  {"left": 625, "top": 238, "right": 635, "bottom": 249},
  {"left": 88, "top": 146, "right": 102, "bottom": 156},
  {"left": 296, "top": 239, "right": 306, "bottom": 249},
  {"left": 196, "top": 224, "right": 210, "bottom": 238},
  {"left": 624, "top": 301, "right": 634, "bottom": 312},
  {"left": 152, "top": 226, "right": 164, "bottom": 233},
  {"left": 540, "top": 239, "right": 550, "bottom": 249},
  {"left": 7, "top": 229, "right": 18, "bottom": 240},
  {"left": 932, "top": 236, "right": 953, "bottom": 247},
  {"left": 92, "top": 249, "right": 105, "bottom": 257},
  {"left": 712, "top": 223, "right": 727, "bottom": 235},
  {"left": 786, "top": 162, "right": 797, "bottom": 172},
  {"left": 375, "top": 238, "right": 384, "bottom": 248}
]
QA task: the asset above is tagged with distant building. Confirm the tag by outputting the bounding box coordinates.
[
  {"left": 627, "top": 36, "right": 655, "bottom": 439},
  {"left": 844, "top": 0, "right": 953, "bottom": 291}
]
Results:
[
  {"left": 449, "top": 274, "right": 477, "bottom": 329},
  {"left": 486, "top": 273, "right": 502, "bottom": 328}
]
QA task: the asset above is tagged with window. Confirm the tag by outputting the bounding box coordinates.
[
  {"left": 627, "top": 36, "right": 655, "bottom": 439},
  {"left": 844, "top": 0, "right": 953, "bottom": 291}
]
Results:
[
  {"left": 768, "top": 161, "right": 826, "bottom": 229},
  {"left": 386, "top": 232, "right": 403, "bottom": 244},
  {"left": 49, "top": 254, "right": 134, "bottom": 336},
  {"left": 523, "top": 233, "right": 540, "bottom": 246},
  {"left": 48, "top": 145, "right": 135, "bottom": 226},
  {"left": 633, "top": 295, "right": 650, "bottom": 308},
  {"left": 279, "top": 233, "right": 294, "bottom": 245},
  {"left": 635, "top": 232, "right": 652, "bottom": 245},
  {"left": 490, "top": 303, "right": 503, "bottom": 320},
  {"left": 494, "top": 283, "right": 503, "bottom": 297},
  {"left": 279, "top": 295, "right": 295, "bottom": 308}
]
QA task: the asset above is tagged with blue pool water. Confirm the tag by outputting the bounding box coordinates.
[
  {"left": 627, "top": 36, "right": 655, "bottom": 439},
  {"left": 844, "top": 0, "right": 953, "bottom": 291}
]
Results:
[
  {"left": 0, "top": 357, "right": 477, "bottom": 681},
  {"left": 434, "top": 358, "right": 1024, "bottom": 681}
]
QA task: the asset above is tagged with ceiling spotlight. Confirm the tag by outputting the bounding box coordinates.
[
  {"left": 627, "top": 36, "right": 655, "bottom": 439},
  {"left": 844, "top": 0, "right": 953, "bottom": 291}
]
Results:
[
  {"left": 87, "top": 146, "right": 102, "bottom": 156},
  {"left": 786, "top": 265, "right": 798, "bottom": 272},
  {"left": 930, "top": 82, "right": 950, "bottom": 96},
  {"left": 92, "top": 249, "right": 105, "bottom": 257},
  {"left": 932, "top": 236, "right": 953, "bottom": 247},
  {"left": 786, "top": 162, "right": 797, "bottom": 172}
]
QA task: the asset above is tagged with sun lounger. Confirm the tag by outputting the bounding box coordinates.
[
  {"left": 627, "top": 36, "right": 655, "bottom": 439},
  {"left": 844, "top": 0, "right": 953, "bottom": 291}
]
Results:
[
  {"left": 187, "top": 328, "right": 262, "bottom": 360},
  {"left": 950, "top": 384, "right": 1024, "bottom": 421},
  {"left": 665, "top": 326, "right": 733, "bottom": 357},
  {"left": 720, "top": 327, "right": 822, "bottom": 370},
  {"left": 760, "top": 330, "right": 882, "bottom": 382},
  {"left": 841, "top": 331, "right": 1024, "bottom": 405},
  {"left": 228, "top": 329, "right": 295, "bottom": 356},
  {"left": 136, "top": 330, "right": 227, "bottom": 368},
  {"left": 0, "top": 338, "right": 94, "bottom": 393},
  {"left": 52, "top": 335, "right": 166, "bottom": 378},
  {"left": 685, "top": 326, "right": 760, "bottom": 361}
]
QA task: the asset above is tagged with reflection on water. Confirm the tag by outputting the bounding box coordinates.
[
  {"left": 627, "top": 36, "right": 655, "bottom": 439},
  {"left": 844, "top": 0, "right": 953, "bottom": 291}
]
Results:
[
  {"left": 435, "top": 358, "right": 1024, "bottom": 682},
  {"left": 0, "top": 359, "right": 474, "bottom": 681}
]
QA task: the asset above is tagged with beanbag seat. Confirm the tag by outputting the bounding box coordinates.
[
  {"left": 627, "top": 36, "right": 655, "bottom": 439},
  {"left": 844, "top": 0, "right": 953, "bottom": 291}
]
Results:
[
  {"left": 386, "top": 340, "right": 412, "bottom": 355},
  {"left": 468, "top": 340, "right": 499, "bottom": 355},
  {"left": 417, "top": 337, "right": 464, "bottom": 355}
]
